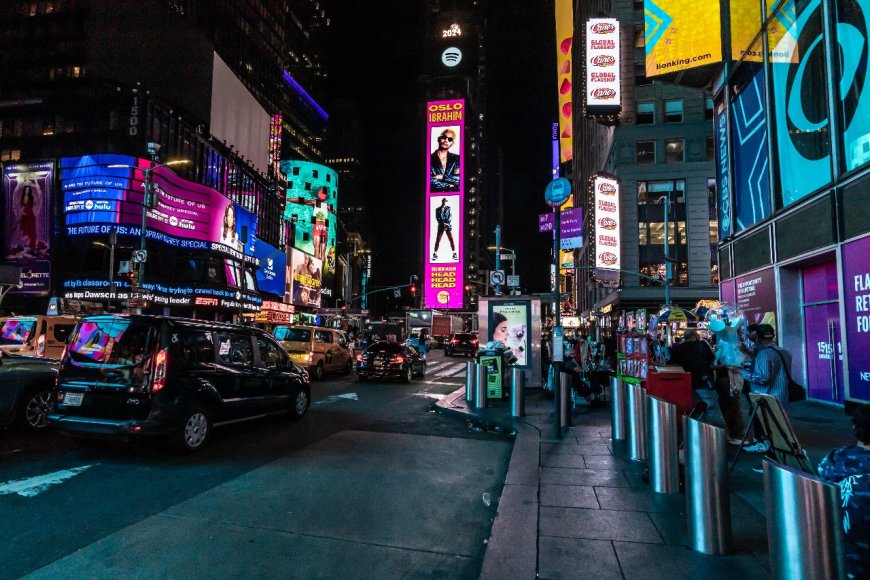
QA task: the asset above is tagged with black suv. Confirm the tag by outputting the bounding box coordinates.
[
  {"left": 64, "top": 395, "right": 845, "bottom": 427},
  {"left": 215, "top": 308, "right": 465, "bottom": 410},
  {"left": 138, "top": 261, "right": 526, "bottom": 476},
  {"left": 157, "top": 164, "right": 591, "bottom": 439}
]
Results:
[
  {"left": 49, "top": 314, "right": 310, "bottom": 452},
  {"left": 356, "top": 341, "right": 426, "bottom": 382},
  {"left": 444, "top": 332, "right": 479, "bottom": 357},
  {"left": 0, "top": 351, "right": 58, "bottom": 431}
]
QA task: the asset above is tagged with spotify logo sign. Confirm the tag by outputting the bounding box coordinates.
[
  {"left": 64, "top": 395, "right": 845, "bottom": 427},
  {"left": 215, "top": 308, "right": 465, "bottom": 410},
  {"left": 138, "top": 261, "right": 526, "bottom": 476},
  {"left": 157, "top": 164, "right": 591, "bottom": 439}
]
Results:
[{"left": 441, "top": 47, "right": 462, "bottom": 67}]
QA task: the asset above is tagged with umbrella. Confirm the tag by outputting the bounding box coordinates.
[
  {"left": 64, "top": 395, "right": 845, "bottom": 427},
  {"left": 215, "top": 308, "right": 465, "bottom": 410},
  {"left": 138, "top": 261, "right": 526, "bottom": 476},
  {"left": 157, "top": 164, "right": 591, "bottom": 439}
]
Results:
[{"left": 657, "top": 305, "right": 697, "bottom": 323}]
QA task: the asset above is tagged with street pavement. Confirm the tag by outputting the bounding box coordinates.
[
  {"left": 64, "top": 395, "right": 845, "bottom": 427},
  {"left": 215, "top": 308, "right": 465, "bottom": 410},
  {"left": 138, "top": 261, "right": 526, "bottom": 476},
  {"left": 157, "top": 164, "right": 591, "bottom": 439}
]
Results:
[{"left": 435, "top": 382, "right": 854, "bottom": 580}]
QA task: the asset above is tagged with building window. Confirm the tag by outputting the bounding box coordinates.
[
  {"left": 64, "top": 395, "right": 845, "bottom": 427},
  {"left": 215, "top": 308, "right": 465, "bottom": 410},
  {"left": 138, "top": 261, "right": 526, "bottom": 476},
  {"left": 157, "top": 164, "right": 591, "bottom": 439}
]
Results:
[
  {"left": 665, "top": 139, "right": 684, "bottom": 163},
  {"left": 706, "top": 136, "right": 715, "bottom": 161},
  {"left": 636, "top": 141, "right": 655, "bottom": 164},
  {"left": 705, "top": 96, "right": 714, "bottom": 120},
  {"left": 635, "top": 62, "right": 651, "bottom": 86},
  {"left": 634, "top": 25, "right": 645, "bottom": 48},
  {"left": 664, "top": 99, "right": 683, "bottom": 123},
  {"left": 637, "top": 102, "right": 655, "bottom": 125},
  {"left": 633, "top": 0, "right": 644, "bottom": 10}
]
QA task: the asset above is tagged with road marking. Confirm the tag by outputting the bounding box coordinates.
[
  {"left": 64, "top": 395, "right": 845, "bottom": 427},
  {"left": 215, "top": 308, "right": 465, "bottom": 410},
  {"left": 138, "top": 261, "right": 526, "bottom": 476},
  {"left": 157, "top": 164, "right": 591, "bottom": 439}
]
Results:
[
  {"left": 0, "top": 464, "right": 96, "bottom": 498},
  {"left": 412, "top": 392, "right": 446, "bottom": 400},
  {"left": 314, "top": 392, "right": 359, "bottom": 406},
  {"left": 424, "top": 380, "right": 463, "bottom": 386}
]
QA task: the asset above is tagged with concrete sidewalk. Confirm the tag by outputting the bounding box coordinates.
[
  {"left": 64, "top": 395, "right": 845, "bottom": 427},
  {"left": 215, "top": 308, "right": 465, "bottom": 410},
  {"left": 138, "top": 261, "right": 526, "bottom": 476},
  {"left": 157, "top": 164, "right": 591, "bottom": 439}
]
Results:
[{"left": 435, "top": 386, "right": 854, "bottom": 580}]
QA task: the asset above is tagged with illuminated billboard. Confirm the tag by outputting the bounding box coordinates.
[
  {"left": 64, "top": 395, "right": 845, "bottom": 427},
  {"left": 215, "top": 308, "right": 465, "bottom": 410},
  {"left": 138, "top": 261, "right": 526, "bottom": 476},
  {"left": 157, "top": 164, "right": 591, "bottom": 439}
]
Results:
[
  {"left": 2, "top": 161, "right": 54, "bottom": 295},
  {"left": 644, "top": 0, "right": 722, "bottom": 77},
  {"left": 60, "top": 155, "right": 258, "bottom": 265},
  {"left": 593, "top": 174, "right": 620, "bottom": 271},
  {"left": 287, "top": 248, "right": 322, "bottom": 308},
  {"left": 585, "top": 18, "right": 621, "bottom": 116},
  {"left": 554, "top": 0, "right": 573, "bottom": 162},
  {"left": 280, "top": 160, "right": 338, "bottom": 276},
  {"left": 424, "top": 99, "right": 465, "bottom": 309},
  {"left": 252, "top": 239, "right": 286, "bottom": 297}
]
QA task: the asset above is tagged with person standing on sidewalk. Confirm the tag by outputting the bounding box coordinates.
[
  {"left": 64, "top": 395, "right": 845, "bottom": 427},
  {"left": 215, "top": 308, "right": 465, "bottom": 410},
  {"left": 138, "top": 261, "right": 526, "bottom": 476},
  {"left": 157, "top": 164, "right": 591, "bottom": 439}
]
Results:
[
  {"left": 669, "top": 329, "right": 718, "bottom": 420},
  {"left": 817, "top": 404, "right": 870, "bottom": 579}
]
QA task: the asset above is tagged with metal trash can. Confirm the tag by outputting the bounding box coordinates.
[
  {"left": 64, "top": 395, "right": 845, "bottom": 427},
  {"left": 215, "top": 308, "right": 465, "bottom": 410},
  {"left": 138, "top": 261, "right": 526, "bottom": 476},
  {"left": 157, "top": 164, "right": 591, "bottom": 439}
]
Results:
[
  {"left": 627, "top": 383, "right": 648, "bottom": 461},
  {"left": 647, "top": 396, "right": 679, "bottom": 494},
  {"left": 764, "top": 461, "right": 845, "bottom": 580},
  {"left": 474, "top": 362, "right": 487, "bottom": 409},
  {"left": 685, "top": 418, "right": 730, "bottom": 555},
  {"left": 611, "top": 377, "right": 627, "bottom": 442},
  {"left": 510, "top": 367, "right": 525, "bottom": 417},
  {"left": 465, "top": 361, "right": 476, "bottom": 403}
]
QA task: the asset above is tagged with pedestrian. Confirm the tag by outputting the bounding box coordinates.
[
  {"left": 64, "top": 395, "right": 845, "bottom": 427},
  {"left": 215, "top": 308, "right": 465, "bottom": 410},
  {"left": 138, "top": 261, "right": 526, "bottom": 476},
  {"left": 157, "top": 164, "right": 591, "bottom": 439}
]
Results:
[
  {"left": 817, "top": 404, "right": 870, "bottom": 579},
  {"left": 735, "top": 323, "right": 792, "bottom": 453},
  {"left": 669, "top": 329, "right": 718, "bottom": 418}
]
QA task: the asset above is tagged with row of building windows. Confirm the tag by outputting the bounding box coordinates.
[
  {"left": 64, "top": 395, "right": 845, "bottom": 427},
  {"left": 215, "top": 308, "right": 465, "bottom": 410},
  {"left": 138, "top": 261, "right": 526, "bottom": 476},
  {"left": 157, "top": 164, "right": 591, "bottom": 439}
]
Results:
[
  {"left": 635, "top": 137, "right": 716, "bottom": 164},
  {"left": 636, "top": 97, "right": 714, "bottom": 125}
]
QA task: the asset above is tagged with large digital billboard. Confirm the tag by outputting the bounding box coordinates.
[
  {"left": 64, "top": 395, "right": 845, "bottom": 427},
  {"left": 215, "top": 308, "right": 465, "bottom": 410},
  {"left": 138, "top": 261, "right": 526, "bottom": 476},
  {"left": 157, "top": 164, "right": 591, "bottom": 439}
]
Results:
[
  {"left": 424, "top": 99, "right": 465, "bottom": 309},
  {"left": 60, "top": 154, "right": 258, "bottom": 265},
  {"left": 554, "top": 0, "right": 573, "bottom": 163},
  {"left": 287, "top": 248, "right": 322, "bottom": 308},
  {"left": 644, "top": 0, "right": 722, "bottom": 77},
  {"left": 252, "top": 239, "right": 286, "bottom": 297},
  {"left": 280, "top": 160, "right": 338, "bottom": 276},
  {"left": 593, "top": 174, "right": 620, "bottom": 272},
  {"left": 585, "top": 18, "right": 621, "bottom": 116},
  {"left": 2, "top": 161, "right": 54, "bottom": 295}
]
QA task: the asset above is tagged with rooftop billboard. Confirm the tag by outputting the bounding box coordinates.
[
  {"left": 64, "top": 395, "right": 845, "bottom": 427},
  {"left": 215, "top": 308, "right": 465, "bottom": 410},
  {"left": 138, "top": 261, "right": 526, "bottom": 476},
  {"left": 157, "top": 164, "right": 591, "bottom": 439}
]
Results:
[{"left": 644, "top": 0, "right": 722, "bottom": 77}]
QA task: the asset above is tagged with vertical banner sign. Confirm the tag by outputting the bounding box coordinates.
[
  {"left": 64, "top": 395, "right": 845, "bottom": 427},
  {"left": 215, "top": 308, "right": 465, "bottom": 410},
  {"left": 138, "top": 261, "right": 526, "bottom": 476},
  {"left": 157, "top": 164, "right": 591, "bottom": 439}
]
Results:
[
  {"left": 554, "top": 0, "right": 573, "bottom": 163},
  {"left": 424, "top": 99, "right": 465, "bottom": 309},
  {"left": 644, "top": 0, "right": 722, "bottom": 77},
  {"left": 268, "top": 114, "right": 283, "bottom": 176},
  {"left": 714, "top": 97, "right": 732, "bottom": 240},
  {"left": 593, "top": 174, "right": 620, "bottom": 271},
  {"left": 3, "top": 161, "right": 54, "bottom": 295},
  {"left": 585, "top": 18, "right": 621, "bottom": 116},
  {"left": 842, "top": 235, "right": 870, "bottom": 402},
  {"left": 551, "top": 123, "right": 560, "bottom": 179}
]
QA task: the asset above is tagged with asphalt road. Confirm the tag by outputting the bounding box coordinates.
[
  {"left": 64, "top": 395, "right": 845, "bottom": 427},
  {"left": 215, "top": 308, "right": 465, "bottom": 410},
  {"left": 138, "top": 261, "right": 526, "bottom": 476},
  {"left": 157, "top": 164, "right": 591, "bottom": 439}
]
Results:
[{"left": 0, "top": 350, "right": 512, "bottom": 579}]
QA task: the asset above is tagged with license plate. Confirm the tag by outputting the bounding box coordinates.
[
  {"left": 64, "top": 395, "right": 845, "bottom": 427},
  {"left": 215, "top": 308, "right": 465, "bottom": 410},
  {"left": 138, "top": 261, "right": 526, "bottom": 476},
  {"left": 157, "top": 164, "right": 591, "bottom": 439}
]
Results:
[
  {"left": 373, "top": 361, "right": 383, "bottom": 368},
  {"left": 64, "top": 392, "right": 84, "bottom": 407}
]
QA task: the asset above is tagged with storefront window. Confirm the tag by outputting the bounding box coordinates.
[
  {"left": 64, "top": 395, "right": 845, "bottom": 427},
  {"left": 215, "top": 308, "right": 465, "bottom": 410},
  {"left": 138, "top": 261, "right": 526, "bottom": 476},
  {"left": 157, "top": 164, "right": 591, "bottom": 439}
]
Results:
[
  {"left": 837, "top": 0, "right": 870, "bottom": 173},
  {"left": 770, "top": 1, "right": 832, "bottom": 207}
]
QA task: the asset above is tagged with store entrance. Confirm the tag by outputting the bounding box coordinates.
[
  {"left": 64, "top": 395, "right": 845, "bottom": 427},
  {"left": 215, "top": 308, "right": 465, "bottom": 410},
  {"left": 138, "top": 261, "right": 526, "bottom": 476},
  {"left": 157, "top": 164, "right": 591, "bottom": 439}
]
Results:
[{"left": 801, "top": 262, "right": 844, "bottom": 403}]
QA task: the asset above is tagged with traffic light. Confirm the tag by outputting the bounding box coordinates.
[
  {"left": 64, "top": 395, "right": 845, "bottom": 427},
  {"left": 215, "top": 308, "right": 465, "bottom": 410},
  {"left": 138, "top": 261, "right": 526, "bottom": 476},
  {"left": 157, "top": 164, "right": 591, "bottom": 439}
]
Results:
[
  {"left": 128, "top": 268, "right": 139, "bottom": 293},
  {"left": 409, "top": 284, "right": 417, "bottom": 296}
]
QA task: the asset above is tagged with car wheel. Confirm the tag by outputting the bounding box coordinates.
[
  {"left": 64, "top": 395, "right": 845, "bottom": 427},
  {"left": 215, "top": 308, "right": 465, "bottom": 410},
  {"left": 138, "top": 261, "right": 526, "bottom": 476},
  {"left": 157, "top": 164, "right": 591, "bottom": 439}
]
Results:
[
  {"left": 402, "top": 365, "right": 413, "bottom": 383},
  {"left": 172, "top": 407, "right": 211, "bottom": 453},
  {"left": 290, "top": 387, "right": 310, "bottom": 418},
  {"left": 19, "top": 387, "right": 53, "bottom": 431},
  {"left": 312, "top": 363, "right": 324, "bottom": 381},
  {"left": 343, "top": 359, "right": 353, "bottom": 375},
  {"left": 418, "top": 362, "right": 426, "bottom": 378}
]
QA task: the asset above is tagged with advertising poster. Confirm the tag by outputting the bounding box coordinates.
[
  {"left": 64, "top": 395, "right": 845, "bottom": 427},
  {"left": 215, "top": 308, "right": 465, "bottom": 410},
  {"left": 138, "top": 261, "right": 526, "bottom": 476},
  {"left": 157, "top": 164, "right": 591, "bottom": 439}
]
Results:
[
  {"left": 280, "top": 160, "right": 339, "bottom": 274},
  {"left": 252, "top": 239, "right": 286, "bottom": 297},
  {"left": 731, "top": 68, "right": 771, "bottom": 232},
  {"left": 841, "top": 235, "right": 870, "bottom": 401},
  {"left": 489, "top": 301, "right": 530, "bottom": 368},
  {"left": 288, "top": 249, "right": 322, "bottom": 308},
  {"left": 585, "top": 18, "right": 621, "bottom": 115},
  {"left": 554, "top": 0, "right": 573, "bottom": 162},
  {"left": 714, "top": 97, "right": 732, "bottom": 240},
  {"left": 2, "top": 161, "right": 53, "bottom": 295},
  {"left": 424, "top": 99, "right": 464, "bottom": 309},
  {"left": 644, "top": 0, "right": 722, "bottom": 77},
  {"left": 734, "top": 267, "right": 777, "bottom": 331},
  {"left": 720, "top": 278, "right": 736, "bottom": 306},
  {"left": 593, "top": 174, "right": 620, "bottom": 271},
  {"left": 839, "top": 0, "right": 870, "bottom": 172}
]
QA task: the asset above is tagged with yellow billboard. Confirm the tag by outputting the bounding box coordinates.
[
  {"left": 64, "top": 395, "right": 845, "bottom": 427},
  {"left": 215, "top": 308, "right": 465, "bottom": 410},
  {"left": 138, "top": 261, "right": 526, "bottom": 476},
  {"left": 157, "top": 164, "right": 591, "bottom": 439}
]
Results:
[
  {"left": 730, "top": 0, "right": 792, "bottom": 63},
  {"left": 554, "top": 0, "right": 573, "bottom": 163},
  {"left": 644, "top": 0, "right": 722, "bottom": 76}
]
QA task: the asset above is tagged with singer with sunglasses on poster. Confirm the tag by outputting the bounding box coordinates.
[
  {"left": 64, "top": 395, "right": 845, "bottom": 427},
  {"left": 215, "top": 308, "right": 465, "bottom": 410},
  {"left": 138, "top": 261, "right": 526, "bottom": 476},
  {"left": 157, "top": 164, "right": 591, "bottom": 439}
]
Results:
[{"left": 430, "top": 128, "right": 460, "bottom": 192}]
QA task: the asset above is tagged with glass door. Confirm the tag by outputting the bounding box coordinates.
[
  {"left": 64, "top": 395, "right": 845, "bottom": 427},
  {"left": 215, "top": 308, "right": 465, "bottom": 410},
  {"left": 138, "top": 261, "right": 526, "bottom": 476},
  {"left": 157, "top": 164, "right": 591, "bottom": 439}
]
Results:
[{"left": 803, "top": 303, "right": 844, "bottom": 403}]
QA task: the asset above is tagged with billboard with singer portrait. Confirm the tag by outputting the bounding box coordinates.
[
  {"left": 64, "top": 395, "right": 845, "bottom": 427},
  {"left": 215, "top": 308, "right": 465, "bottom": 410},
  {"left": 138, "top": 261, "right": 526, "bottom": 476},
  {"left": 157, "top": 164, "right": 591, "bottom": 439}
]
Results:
[{"left": 3, "top": 161, "right": 54, "bottom": 295}]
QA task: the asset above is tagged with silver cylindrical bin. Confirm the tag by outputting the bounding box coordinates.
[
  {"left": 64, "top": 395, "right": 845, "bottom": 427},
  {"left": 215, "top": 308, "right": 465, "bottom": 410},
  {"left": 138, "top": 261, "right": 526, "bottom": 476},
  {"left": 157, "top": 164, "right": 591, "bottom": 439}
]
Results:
[
  {"left": 465, "top": 361, "right": 476, "bottom": 403},
  {"left": 611, "top": 377, "right": 627, "bottom": 441},
  {"left": 510, "top": 368, "right": 525, "bottom": 417},
  {"left": 647, "top": 396, "right": 679, "bottom": 494},
  {"left": 685, "top": 418, "right": 731, "bottom": 555},
  {"left": 764, "top": 461, "right": 845, "bottom": 580},
  {"left": 626, "top": 384, "right": 648, "bottom": 461},
  {"left": 559, "top": 373, "right": 571, "bottom": 427},
  {"left": 474, "top": 361, "right": 487, "bottom": 409}
]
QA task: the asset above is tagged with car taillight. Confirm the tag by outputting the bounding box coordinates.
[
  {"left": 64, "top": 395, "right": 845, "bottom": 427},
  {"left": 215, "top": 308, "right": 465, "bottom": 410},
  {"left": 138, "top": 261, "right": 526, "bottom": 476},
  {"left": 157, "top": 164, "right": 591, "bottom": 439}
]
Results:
[
  {"left": 470, "top": 339, "right": 478, "bottom": 345},
  {"left": 356, "top": 353, "right": 364, "bottom": 362},
  {"left": 390, "top": 355, "right": 405, "bottom": 364},
  {"left": 451, "top": 339, "right": 459, "bottom": 344},
  {"left": 36, "top": 334, "right": 46, "bottom": 357},
  {"left": 151, "top": 348, "right": 168, "bottom": 393}
]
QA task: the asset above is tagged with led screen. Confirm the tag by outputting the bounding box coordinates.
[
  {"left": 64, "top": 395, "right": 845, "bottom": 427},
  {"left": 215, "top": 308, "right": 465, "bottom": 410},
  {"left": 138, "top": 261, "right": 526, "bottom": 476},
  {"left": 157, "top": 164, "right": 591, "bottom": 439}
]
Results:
[
  {"left": 3, "top": 161, "right": 54, "bottom": 295},
  {"left": 489, "top": 301, "right": 531, "bottom": 368},
  {"left": 554, "top": 0, "right": 573, "bottom": 162},
  {"left": 644, "top": 0, "right": 722, "bottom": 77},
  {"left": 424, "top": 99, "right": 465, "bottom": 309},
  {"left": 252, "top": 239, "right": 286, "bottom": 297},
  {"left": 730, "top": 67, "right": 771, "bottom": 232},
  {"left": 280, "top": 160, "right": 338, "bottom": 275},
  {"left": 585, "top": 19, "right": 621, "bottom": 115},
  {"left": 593, "top": 175, "right": 621, "bottom": 271},
  {"left": 288, "top": 249, "right": 322, "bottom": 308}
]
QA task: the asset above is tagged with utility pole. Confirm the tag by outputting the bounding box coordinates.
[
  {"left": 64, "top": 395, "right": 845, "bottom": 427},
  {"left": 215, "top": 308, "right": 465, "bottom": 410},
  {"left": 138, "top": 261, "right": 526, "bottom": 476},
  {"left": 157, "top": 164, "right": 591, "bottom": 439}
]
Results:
[{"left": 494, "top": 225, "right": 502, "bottom": 296}]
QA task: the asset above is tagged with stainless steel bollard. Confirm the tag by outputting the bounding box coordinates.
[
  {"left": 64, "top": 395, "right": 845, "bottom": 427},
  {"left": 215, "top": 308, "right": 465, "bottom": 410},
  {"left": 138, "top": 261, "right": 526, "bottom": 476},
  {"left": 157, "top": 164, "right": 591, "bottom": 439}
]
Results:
[
  {"left": 474, "top": 361, "right": 487, "bottom": 409},
  {"left": 510, "top": 368, "right": 525, "bottom": 417},
  {"left": 611, "top": 377, "right": 627, "bottom": 441},
  {"left": 626, "top": 384, "right": 648, "bottom": 461},
  {"left": 647, "top": 396, "right": 679, "bottom": 494},
  {"left": 685, "top": 418, "right": 731, "bottom": 555},
  {"left": 559, "top": 373, "right": 571, "bottom": 427},
  {"left": 465, "top": 361, "right": 476, "bottom": 403},
  {"left": 764, "top": 461, "right": 845, "bottom": 580}
]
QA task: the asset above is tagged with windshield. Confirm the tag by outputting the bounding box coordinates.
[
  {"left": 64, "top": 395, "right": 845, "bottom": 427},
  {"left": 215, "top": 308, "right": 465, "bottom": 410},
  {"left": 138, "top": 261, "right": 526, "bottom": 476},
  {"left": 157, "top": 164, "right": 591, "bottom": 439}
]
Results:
[
  {"left": 274, "top": 326, "right": 311, "bottom": 342},
  {"left": 0, "top": 318, "right": 36, "bottom": 345},
  {"left": 69, "top": 317, "right": 153, "bottom": 365}
]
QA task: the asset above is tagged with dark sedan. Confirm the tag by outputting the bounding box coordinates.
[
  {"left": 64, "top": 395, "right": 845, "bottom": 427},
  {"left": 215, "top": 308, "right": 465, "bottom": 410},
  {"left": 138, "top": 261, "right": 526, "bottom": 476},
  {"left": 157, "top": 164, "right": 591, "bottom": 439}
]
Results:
[
  {"left": 356, "top": 341, "right": 426, "bottom": 383},
  {"left": 0, "top": 351, "right": 58, "bottom": 431},
  {"left": 444, "top": 333, "right": 479, "bottom": 357}
]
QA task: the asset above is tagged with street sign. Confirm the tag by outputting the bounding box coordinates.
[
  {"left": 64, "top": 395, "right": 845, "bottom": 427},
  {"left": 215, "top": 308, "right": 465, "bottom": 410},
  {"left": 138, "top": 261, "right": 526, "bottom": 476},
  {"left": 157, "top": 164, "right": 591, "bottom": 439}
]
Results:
[
  {"left": 507, "top": 275, "right": 520, "bottom": 287},
  {"left": 131, "top": 250, "right": 148, "bottom": 264},
  {"left": 500, "top": 253, "right": 514, "bottom": 261},
  {"left": 544, "top": 177, "right": 571, "bottom": 207},
  {"left": 489, "top": 270, "right": 506, "bottom": 286}
]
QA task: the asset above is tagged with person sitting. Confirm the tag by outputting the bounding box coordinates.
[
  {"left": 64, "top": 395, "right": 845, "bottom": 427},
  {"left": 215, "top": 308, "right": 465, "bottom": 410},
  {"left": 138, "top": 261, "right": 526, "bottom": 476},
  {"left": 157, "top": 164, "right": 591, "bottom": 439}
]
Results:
[{"left": 817, "top": 404, "right": 870, "bottom": 580}]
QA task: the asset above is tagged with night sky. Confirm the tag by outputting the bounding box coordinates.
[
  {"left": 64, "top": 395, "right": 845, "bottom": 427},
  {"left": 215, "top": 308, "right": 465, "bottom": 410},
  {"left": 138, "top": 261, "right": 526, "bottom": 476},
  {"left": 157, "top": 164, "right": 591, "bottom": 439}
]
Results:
[{"left": 326, "top": 0, "right": 557, "bottom": 303}]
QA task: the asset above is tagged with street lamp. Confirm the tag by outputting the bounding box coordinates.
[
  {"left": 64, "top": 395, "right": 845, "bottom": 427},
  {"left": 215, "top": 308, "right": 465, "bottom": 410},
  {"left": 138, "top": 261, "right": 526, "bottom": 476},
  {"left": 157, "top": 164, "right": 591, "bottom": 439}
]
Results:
[
  {"left": 486, "top": 245, "right": 517, "bottom": 277},
  {"left": 109, "top": 143, "right": 190, "bottom": 293}
]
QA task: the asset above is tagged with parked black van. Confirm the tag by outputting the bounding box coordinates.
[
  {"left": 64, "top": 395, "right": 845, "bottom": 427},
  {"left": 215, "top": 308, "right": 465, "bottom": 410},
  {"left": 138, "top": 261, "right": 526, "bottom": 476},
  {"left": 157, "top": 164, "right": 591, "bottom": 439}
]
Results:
[{"left": 48, "top": 314, "right": 311, "bottom": 452}]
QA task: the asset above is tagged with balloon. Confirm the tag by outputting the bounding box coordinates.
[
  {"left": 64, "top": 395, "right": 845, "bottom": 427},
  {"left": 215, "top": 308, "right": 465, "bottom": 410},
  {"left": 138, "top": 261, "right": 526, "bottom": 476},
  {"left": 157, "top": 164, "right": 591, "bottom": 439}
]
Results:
[{"left": 705, "top": 304, "right": 750, "bottom": 395}]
